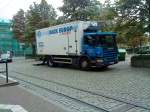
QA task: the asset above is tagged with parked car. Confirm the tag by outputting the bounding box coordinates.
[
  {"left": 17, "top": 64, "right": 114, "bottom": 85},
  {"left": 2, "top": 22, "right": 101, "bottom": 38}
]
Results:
[
  {"left": 0, "top": 51, "right": 12, "bottom": 63},
  {"left": 137, "top": 49, "right": 150, "bottom": 54}
]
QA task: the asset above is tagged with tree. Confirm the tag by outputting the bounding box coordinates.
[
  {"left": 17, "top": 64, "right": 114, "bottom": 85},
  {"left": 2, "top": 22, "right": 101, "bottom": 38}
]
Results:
[
  {"left": 25, "top": 2, "right": 41, "bottom": 43},
  {"left": 40, "top": 0, "right": 57, "bottom": 21},
  {"left": 110, "top": 0, "right": 149, "bottom": 48},
  {"left": 59, "top": 0, "right": 102, "bottom": 21},
  {"left": 25, "top": 1, "right": 57, "bottom": 55},
  {"left": 25, "top": 1, "right": 57, "bottom": 41},
  {"left": 146, "top": 0, "right": 150, "bottom": 35},
  {"left": 99, "top": 0, "right": 117, "bottom": 31},
  {"left": 84, "top": 0, "right": 102, "bottom": 20},
  {"left": 12, "top": 9, "right": 25, "bottom": 42},
  {"left": 95, "top": 0, "right": 150, "bottom": 48}
]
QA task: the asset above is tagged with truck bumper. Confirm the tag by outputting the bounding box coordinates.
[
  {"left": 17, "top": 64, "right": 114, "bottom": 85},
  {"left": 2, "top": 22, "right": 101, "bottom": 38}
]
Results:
[{"left": 90, "top": 60, "right": 118, "bottom": 67}]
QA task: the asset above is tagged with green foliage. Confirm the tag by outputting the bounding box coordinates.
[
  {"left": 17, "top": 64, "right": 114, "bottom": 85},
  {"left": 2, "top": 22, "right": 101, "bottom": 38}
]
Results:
[
  {"left": 59, "top": 0, "right": 102, "bottom": 21},
  {"left": 99, "top": 1, "right": 117, "bottom": 32},
  {"left": 12, "top": 9, "right": 25, "bottom": 42},
  {"left": 112, "top": 0, "right": 149, "bottom": 48},
  {"left": 17, "top": 0, "right": 57, "bottom": 55},
  {"left": 145, "top": 0, "right": 150, "bottom": 33},
  {"left": 40, "top": 0, "right": 57, "bottom": 21},
  {"left": 25, "top": 2, "right": 41, "bottom": 42},
  {"left": 25, "top": 1, "right": 57, "bottom": 43},
  {"left": 131, "top": 55, "right": 150, "bottom": 67},
  {"left": 12, "top": 0, "right": 150, "bottom": 52},
  {"left": 131, "top": 55, "right": 150, "bottom": 60}
]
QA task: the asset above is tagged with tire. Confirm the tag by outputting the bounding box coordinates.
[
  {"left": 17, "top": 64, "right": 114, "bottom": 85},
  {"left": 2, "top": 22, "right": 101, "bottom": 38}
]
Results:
[
  {"left": 80, "top": 58, "right": 89, "bottom": 70},
  {"left": 42, "top": 57, "right": 47, "bottom": 65},
  {"left": 47, "top": 56, "right": 55, "bottom": 67},
  {"left": 101, "top": 65, "right": 108, "bottom": 69}
]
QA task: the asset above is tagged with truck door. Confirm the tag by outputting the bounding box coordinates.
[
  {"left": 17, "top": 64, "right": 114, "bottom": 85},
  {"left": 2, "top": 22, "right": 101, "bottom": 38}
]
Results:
[{"left": 68, "top": 30, "right": 78, "bottom": 55}]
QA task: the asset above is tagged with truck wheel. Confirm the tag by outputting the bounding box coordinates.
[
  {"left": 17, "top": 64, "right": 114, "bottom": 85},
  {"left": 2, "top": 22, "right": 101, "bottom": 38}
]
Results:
[
  {"left": 80, "top": 59, "right": 89, "bottom": 70},
  {"left": 101, "top": 65, "right": 108, "bottom": 69},
  {"left": 47, "top": 57, "right": 54, "bottom": 67}
]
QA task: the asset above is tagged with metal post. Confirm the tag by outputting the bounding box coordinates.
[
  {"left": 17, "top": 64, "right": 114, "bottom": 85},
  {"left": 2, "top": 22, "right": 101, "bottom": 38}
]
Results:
[{"left": 5, "top": 61, "right": 8, "bottom": 83}]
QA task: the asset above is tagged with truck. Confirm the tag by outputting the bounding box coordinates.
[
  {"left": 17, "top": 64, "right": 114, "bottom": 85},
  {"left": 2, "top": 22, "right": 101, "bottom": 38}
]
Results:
[{"left": 36, "top": 21, "right": 118, "bottom": 69}]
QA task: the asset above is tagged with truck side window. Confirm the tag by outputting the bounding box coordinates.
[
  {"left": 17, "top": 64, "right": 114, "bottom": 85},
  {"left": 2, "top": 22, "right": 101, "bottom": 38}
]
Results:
[
  {"left": 84, "top": 36, "right": 93, "bottom": 46},
  {"left": 84, "top": 36, "right": 88, "bottom": 44},
  {"left": 94, "top": 36, "right": 101, "bottom": 46}
]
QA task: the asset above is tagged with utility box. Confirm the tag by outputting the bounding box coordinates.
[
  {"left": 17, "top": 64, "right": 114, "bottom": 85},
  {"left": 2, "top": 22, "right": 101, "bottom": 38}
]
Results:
[{"left": 118, "top": 49, "right": 126, "bottom": 61}]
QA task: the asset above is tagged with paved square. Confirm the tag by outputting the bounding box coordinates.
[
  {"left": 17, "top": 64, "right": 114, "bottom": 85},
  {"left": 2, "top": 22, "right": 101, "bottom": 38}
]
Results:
[{"left": 0, "top": 56, "right": 150, "bottom": 111}]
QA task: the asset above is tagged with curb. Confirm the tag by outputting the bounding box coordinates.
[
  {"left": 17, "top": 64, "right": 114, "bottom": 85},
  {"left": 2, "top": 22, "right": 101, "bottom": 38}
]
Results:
[
  {"left": 0, "top": 81, "right": 19, "bottom": 87},
  {"left": 0, "top": 75, "right": 19, "bottom": 87}
]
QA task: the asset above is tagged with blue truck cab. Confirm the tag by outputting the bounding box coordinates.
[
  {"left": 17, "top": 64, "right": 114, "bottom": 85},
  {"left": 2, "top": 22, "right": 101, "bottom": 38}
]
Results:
[{"left": 81, "top": 32, "right": 118, "bottom": 68}]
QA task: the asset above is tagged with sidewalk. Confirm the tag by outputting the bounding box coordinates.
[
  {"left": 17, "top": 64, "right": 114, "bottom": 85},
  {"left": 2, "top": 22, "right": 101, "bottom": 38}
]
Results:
[
  {"left": 0, "top": 76, "right": 66, "bottom": 112},
  {"left": 0, "top": 76, "right": 18, "bottom": 87}
]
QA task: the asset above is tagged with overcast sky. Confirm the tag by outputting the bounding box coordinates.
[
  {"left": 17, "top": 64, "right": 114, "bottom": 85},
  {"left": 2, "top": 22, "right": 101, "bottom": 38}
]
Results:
[{"left": 0, "top": 0, "right": 107, "bottom": 20}]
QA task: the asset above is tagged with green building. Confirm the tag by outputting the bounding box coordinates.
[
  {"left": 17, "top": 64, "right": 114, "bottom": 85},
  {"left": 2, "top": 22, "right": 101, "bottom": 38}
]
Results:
[{"left": 0, "top": 19, "right": 24, "bottom": 56}]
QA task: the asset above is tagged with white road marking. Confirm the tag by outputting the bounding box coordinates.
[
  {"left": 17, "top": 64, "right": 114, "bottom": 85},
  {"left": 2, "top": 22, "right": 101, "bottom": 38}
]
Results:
[
  {"left": 0, "top": 74, "right": 17, "bottom": 82},
  {"left": 0, "top": 75, "right": 28, "bottom": 112},
  {"left": 0, "top": 104, "right": 28, "bottom": 112}
]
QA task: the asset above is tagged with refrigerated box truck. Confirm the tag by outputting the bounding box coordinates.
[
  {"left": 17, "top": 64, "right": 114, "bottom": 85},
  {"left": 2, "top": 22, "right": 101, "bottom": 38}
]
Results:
[{"left": 36, "top": 21, "right": 118, "bottom": 69}]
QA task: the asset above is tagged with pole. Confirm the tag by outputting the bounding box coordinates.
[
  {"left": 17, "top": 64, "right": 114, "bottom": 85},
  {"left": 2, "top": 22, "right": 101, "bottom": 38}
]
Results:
[
  {"left": 5, "top": 61, "right": 8, "bottom": 83},
  {"left": 146, "top": 0, "right": 150, "bottom": 37}
]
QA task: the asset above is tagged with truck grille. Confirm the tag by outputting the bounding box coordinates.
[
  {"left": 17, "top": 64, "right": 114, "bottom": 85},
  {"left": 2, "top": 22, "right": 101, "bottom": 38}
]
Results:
[{"left": 103, "top": 49, "right": 118, "bottom": 63}]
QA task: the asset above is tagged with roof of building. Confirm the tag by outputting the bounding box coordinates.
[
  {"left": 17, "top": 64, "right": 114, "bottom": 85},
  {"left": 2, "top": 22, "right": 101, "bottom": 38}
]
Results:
[{"left": 0, "top": 18, "right": 11, "bottom": 23}]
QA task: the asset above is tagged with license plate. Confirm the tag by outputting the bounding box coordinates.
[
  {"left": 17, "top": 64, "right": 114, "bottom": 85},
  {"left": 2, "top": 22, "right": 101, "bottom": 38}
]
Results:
[{"left": 109, "top": 62, "right": 114, "bottom": 64}]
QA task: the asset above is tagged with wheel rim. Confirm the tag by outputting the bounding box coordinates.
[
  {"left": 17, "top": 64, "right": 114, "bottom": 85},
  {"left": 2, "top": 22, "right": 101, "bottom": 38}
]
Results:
[
  {"left": 48, "top": 59, "right": 53, "bottom": 66},
  {"left": 81, "top": 60, "right": 88, "bottom": 68}
]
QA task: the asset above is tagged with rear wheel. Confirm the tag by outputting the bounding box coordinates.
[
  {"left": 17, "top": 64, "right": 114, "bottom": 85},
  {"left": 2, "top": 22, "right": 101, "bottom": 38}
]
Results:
[
  {"left": 80, "top": 58, "right": 89, "bottom": 70},
  {"left": 47, "top": 56, "right": 55, "bottom": 67}
]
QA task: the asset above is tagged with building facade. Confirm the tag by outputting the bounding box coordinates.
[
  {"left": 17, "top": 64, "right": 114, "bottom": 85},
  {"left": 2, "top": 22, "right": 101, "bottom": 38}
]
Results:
[{"left": 0, "top": 19, "right": 24, "bottom": 56}]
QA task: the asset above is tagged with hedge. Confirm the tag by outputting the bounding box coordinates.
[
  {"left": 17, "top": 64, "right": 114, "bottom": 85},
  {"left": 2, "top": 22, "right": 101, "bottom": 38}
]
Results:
[{"left": 131, "top": 55, "right": 150, "bottom": 68}]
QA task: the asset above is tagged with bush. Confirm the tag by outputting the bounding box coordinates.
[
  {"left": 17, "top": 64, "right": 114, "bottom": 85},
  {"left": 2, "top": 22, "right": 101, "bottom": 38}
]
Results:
[
  {"left": 131, "top": 55, "right": 150, "bottom": 60},
  {"left": 131, "top": 55, "right": 150, "bottom": 68},
  {"left": 136, "top": 50, "right": 150, "bottom": 54}
]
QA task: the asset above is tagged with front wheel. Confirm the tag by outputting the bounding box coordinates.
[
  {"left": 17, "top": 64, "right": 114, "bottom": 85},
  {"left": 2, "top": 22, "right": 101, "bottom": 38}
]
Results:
[
  {"left": 80, "top": 59, "right": 90, "bottom": 70},
  {"left": 101, "top": 65, "right": 108, "bottom": 69}
]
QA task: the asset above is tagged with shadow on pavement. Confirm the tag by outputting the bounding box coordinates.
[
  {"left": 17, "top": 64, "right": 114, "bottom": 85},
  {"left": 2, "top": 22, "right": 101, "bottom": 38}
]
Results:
[{"left": 32, "top": 62, "right": 116, "bottom": 72}]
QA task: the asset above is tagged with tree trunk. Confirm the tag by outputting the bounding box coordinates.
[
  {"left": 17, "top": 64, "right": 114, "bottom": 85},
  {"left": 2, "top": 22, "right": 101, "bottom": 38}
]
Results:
[{"left": 31, "top": 42, "right": 36, "bottom": 57}]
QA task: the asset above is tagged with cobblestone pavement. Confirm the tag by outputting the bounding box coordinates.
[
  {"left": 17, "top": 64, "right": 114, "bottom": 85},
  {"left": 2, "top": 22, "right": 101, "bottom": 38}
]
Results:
[
  {"left": 0, "top": 110, "right": 12, "bottom": 112},
  {"left": 1, "top": 55, "right": 150, "bottom": 111},
  {"left": 0, "top": 79, "right": 66, "bottom": 112}
]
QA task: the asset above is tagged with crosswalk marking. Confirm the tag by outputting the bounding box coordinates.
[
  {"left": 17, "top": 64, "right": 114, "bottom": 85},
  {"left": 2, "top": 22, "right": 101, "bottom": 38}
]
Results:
[{"left": 0, "top": 104, "right": 28, "bottom": 112}]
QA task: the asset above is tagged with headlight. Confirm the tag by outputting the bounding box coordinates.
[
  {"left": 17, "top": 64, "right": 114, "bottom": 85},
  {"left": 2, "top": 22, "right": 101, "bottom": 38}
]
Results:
[{"left": 96, "top": 59, "right": 103, "bottom": 63}]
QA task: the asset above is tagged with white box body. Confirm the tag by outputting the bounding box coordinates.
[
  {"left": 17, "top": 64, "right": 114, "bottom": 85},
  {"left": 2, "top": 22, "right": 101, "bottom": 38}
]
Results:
[{"left": 36, "top": 21, "right": 98, "bottom": 56}]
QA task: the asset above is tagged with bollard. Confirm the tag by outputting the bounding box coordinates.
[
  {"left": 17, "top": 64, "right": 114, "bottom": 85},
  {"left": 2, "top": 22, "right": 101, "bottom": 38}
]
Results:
[{"left": 5, "top": 61, "right": 8, "bottom": 83}]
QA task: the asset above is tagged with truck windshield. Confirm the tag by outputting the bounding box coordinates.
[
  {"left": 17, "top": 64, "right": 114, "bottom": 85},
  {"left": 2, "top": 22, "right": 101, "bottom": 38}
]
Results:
[{"left": 84, "top": 35, "right": 115, "bottom": 48}]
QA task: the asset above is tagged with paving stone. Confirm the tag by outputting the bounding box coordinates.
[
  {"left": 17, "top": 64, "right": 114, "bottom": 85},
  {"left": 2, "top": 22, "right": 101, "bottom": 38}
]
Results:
[
  {"left": 126, "top": 107, "right": 150, "bottom": 112},
  {"left": 1, "top": 56, "right": 150, "bottom": 111},
  {"left": 10, "top": 72, "right": 123, "bottom": 111}
]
